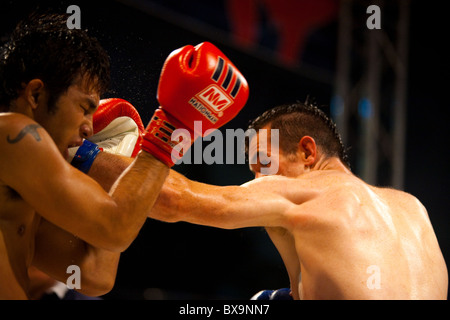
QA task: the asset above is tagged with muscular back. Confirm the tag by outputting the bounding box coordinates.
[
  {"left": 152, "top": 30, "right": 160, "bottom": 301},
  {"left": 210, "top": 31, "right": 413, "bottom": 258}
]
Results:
[{"left": 268, "top": 171, "right": 448, "bottom": 299}]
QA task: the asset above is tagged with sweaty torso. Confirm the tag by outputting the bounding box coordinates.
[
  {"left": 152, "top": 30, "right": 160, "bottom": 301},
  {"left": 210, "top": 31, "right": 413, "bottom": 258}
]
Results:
[
  {"left": 0, "top": 183, "right": 40, "bottom": 299},
  {"left": 266, "top": 171, "right": 448, "bottom": 300}
]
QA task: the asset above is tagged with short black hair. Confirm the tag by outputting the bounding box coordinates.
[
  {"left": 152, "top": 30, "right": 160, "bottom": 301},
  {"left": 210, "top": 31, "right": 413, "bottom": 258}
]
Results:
[
  {"left": 0, "top": 12, "right": 110, "bottom": 111},
  {"left": 246, "top": 99, "right": 350, "bottom": 168}
]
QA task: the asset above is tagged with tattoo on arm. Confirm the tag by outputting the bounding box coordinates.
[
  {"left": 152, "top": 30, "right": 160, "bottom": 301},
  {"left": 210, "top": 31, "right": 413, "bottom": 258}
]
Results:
[{"left": 7, "top": 124, "right": 43, "bottom": 144}]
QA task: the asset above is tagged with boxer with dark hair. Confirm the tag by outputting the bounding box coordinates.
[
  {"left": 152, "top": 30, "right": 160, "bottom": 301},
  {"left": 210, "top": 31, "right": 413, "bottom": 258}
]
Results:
[
  {"left": 0, "top": 11, "right": 248, "bottom": 299},
  {"left": 0, "top": 12, "right": 110, "bottom": 112}
]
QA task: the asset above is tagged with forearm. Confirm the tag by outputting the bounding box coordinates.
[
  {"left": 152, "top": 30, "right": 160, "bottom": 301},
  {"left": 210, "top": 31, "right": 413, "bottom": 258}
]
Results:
[
  {"left": 88, "top": 151, "right": 183, "bottom": 225},
  {"left": 150, "top": 169, "right": 194, "bottom": 223},
  {"left": 88, "top": 151, "right": 134, "bottom": 191},
  {"left": 88, "top": 152, "right": 196, "bottom": 225},
  {"left": 150, "top": 170, "right": 262, "bottom": 229},
  {"left": 105, "top": 152, "right": 169, "bottom": 250},
  {"left": 51, "top": 151, "right": 168, "bottom": 252},
  {"left": 88, "top": 155, "right": 238, "bottom": 228},
  {"left": 150, "top": 169, "right": 298, "bottom": 231}
]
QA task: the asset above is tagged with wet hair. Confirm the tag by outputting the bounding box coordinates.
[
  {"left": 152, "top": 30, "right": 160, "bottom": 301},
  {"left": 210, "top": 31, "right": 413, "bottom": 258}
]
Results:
[
  {"left": 245, "top": 98, "right": 350, "bottom": 168},
  {"left": 0, "top": 12, "right": 110, "bottom": 112}
]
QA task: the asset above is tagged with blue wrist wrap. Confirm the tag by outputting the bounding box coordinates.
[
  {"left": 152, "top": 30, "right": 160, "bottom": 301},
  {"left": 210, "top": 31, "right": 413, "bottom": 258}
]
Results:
[{"left": 71, "top": 140, "right": 101, "bottom": 174}]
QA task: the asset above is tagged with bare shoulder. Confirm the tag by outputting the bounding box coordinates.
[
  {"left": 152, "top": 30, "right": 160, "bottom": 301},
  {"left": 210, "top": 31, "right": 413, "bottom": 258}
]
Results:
[
  {"left": 323, "top": 173, "right": 426, "bottom": 213},
  {"left": 241, "top": 175, "right": 321, "bottom": 205},
  {"left": 0, "top": 112, "right": 43, "bottom": 146},
  {"left": 0, "top": 112, "right": 58, "bottom": 185},
  {"left": 241, "top": 175, "right": 288, "bottom": 189},
  {"left": 0, "top": 112, "right": 37, "bottom": 128},
  {"left": 0, "top": 112, "right": 47, "bottom": 153},
  {"left": 375, "top": 186, "right": 420, "bottom": 203},
  {"left": 373, "top": 185, "right": 429, "bottom": 219}
]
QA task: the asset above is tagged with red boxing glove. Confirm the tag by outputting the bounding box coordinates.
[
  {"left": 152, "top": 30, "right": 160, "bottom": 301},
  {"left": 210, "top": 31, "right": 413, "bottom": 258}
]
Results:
[
  {"left": 90, "top": 98, "right": 145, "bottom": 158},
  {"left": 141, "top": 42, "right": 249, "bottom": 166}
]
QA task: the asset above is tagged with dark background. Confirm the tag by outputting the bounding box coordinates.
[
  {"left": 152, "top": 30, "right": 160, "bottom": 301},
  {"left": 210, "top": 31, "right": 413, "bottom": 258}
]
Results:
[{"left": 1, "top": 0, "right": 448, "bottom": 299}]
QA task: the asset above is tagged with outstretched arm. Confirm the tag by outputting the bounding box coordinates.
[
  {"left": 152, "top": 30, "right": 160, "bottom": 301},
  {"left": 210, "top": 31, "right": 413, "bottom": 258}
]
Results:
[
  {"left": 149, "top": 170, "right": 297, "bottom": 230},
  {"left": 77, "top": 149, "right": 319, "bottom": 233}
]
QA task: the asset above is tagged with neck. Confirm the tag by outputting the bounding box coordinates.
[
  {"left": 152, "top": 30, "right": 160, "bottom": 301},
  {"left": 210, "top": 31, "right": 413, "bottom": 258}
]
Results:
[
  {"left": 5, "top": 99, "right": 34, "bottom": 118},
  {"left": 313, "top": 156, "right": 351, "bottom": 174}
]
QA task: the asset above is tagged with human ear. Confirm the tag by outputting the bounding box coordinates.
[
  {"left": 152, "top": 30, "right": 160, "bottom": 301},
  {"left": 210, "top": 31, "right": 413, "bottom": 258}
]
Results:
[
  {"left": 23, "top": 79, "right": 45, "bottom": 109},
  {"left": 298, "top": 136, "right": 317, "bottom": 166}
]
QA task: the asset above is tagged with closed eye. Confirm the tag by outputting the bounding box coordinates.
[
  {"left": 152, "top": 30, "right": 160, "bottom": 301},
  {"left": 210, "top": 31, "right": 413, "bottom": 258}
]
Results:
[
  {"left": 80, "top": 97, "right": 99, "bottom": 115},
  {"left": 79, "top": 105, "right": 89, "bottom": 115}
]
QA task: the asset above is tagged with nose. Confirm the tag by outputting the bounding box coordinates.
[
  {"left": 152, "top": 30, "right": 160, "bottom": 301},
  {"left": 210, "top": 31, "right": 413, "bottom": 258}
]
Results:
[{"left": 80, "top": 123, "right": 93, "bottom": 139}]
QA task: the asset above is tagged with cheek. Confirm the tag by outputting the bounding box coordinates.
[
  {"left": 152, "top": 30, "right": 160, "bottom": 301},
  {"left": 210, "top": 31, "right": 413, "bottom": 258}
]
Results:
[
  {"left": 55, "top": 113, "right": 83, "bottom": 141},
  {"left": 61, "top": 107, "right": 84, "bottom": 128}
]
